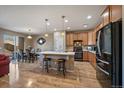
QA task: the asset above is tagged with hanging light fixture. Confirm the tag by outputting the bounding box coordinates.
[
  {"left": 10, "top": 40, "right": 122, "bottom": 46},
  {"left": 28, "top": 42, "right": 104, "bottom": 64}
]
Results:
[
  {"left": 44, "top": 19, "right": 49, "bottom": 37},
  {"left": 61, "top": 16, "right": 65, "bottom": 36},
  {"left": 27, "top": 29, "right": 32, "bottom": 39}
]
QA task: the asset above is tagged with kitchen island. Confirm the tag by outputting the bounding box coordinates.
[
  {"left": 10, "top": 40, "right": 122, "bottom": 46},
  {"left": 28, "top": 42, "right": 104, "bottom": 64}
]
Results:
[{"left": 39, "top": 51, "right": 75, "bottom": 70}]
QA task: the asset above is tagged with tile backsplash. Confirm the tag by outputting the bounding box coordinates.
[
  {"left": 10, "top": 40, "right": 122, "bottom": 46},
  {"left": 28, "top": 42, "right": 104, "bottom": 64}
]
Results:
[{"left": 66, "top": 45, "right": 96, "bottom": 52}]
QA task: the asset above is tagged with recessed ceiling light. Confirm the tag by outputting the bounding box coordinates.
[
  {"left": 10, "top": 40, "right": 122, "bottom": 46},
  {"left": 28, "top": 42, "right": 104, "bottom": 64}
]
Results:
[
  {"left": 83, "top": 24, "right": 88, "bottom": 28},
  {"left": 64, "top": 20, "right": 68, "bottom": 23},
  {"left": 47, "top": 22, "right": 50, "bottom": 26},
  {"left": 54, "top": 28, "right": 57, "bottom": 31},
  {"left": 67, "top": 27, "right": 70, "bottom": 29},
  {"left": 44, "top": 34, "right": 48, "bottom": 37},
  {"left": 87, "top": 15, "right": 92, "bottom": 19}
]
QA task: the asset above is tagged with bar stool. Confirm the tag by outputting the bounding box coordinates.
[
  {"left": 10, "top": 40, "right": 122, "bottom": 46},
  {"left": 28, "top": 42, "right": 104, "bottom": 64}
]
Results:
[
  {"left": 57, "top": 58, "right": 66, "bottom": 77},
  {"left": 43, "top": 58, "right": 51, "bottom": 73}
]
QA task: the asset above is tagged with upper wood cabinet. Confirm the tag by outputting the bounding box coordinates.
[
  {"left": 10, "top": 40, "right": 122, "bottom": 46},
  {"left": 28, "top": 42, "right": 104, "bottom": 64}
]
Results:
[
  {"left": 102, "top": 6, "right": 110, "bottom": 26},
  {"left": 69, "top": 33, "right": 74, "bottom": 46},
  {"left": 101, "top": 5, "right": 122, "bottom": 25},
  {"left": 73, "top": 33, "right": 78, "bottom": 40},
  {"left": 110, "top": 5, "right": 122, "bottom": 22},
  {"left": 77, "top": 33, "right": 83, "bottom": 40},
  {"left": 66, "top": 33, "right": 70, "bottom": 46},
  {"left": 66, "top": 32, "right": 74, "bottom": 46},
  {"left": 66, "top": 32, "right": 88, "bottom": 46},
  {"left": 95, "top": 5, "right": 122, "bottom": 34},
  {"left": 73, "top": 32, "right": 83, "bottom": 40},
  {"left": 92, "top": 30, "right": 96, "bottom": 45},
  {"left": 82, "top": 32, "right": 88, "bottom": 45},
  {"left": 88, "top": 31, "right": 93, "bottom": 45},
  {"left": 88, "top": 30, "right": 97, "bottom": 45}
]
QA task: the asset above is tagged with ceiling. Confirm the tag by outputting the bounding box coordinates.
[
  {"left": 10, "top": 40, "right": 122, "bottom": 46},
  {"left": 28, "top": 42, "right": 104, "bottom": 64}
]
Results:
[{"left": 0, "top": 5, "right": 106, "bottom": 35}]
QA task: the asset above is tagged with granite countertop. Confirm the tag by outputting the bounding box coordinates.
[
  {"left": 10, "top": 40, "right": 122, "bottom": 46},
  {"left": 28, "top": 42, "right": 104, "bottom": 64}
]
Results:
[
  {"left": 83, "top": 49, "right": 96, "bottom": 54},
  {"left": 40, "top": 51, "right": 75, "bottom": 56}
]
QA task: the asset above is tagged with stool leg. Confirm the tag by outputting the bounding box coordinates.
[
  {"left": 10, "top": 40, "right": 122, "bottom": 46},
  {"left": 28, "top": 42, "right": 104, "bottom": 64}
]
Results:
[
  {"left": 62, "top": 62, "right": 66, "bottom": 77},
  {"left": 57, "top": 62, "right": 61, "bottom": 73},
  {"left": 46, "top": 61, "right": 49, "bottom": 73}
]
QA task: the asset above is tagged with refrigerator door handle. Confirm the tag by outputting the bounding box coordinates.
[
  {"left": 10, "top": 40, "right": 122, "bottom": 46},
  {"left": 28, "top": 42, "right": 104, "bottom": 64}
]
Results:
[
  {"left": 96, "top": 57, "right": 109, "bottom": 65},
  {"left": 97, "top": 30, "right": 102, "bottom": 56},
  {"left": 97, "top": 65, "right": 109, "bottom": 76}
]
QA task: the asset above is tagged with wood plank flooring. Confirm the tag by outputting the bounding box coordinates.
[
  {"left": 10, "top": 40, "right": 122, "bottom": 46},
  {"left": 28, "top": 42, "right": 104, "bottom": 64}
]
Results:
[{"left": 0, "top": 61, "right": 102, "bottom": 88}]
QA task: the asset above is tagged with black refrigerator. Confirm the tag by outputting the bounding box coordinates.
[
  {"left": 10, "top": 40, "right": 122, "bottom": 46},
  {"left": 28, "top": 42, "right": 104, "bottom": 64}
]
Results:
[{"left": 96, "top": 20, "right": 122, "bottom": 88}]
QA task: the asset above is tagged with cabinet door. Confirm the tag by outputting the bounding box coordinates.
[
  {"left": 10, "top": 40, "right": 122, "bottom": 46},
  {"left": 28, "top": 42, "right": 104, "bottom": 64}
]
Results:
[
  {"left": 102, "top": 7, "right": 110, "bottom": 26},
  {"left": 88, "top": 32, "right": 93, "bottom": 45},
  {"left": 73, "top": 33, "right": 78, "bottom": 40},
  {"left": 92, "top": 30, "right": 96, "bottom": 45},
  {"left": 83, "top": 51, "right": 88, "bottom": 61},
  {"left": 88, "top": 52, "right": 92, "bottom": 63},
  {"left": 69, "top": 33, "right": 74, "bottom": 46},
  {"left": 111, "top": 5, "right": 122, "bottom": 22},
  {"left": 92, "top": 54, "right": 96, "bottom": 67},
  {"left": 82, "top": 32, "right": 88, "bottom": 45},
  {"left": 77, "top": 33, "right": 82, "bottom": 40},
  {"left": 66, "top": 33, "right": 70, "bottom": 46}
]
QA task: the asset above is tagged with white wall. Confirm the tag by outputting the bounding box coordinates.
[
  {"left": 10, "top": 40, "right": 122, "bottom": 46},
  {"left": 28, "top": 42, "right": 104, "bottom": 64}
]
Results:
[
  {"left": 122, "top": 6, "right": 124, "bottom": 87},
  {"left": 32, "top": 33, "right": 54, "bottom": 51}
]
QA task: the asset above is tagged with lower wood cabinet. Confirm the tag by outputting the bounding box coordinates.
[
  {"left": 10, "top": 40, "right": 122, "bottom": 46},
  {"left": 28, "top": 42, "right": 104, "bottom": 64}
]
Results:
[
  {"left": 83, "top": 51, "right": 88, "bottom": 61},
  {"left": 87, "top": 51, "right": 96, "bottom": 67},
  {"left": 83, "top": 51, "right": 96, "bottom": 67}
]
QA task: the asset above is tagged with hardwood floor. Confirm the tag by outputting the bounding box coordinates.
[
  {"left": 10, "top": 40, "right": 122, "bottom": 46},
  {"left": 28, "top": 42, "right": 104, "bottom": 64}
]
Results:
[{"left": 0, "top": 61, "right": 102, "bottom": 88}]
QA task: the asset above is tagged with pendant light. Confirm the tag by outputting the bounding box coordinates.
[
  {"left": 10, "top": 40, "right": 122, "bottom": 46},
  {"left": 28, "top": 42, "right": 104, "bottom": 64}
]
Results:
[
  {"left": 61, "top": 16, "right": 65, "bottom": 36},
  {"left": 27, "top": 29, "right": 32, "bottom": 39},
  {"left": 44, "top": 19, "right": 49, "bottom": 37}
]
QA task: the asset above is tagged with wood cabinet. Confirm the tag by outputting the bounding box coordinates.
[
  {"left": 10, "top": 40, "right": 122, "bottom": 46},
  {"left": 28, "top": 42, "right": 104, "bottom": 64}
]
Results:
[
  {"left": 102, "top": 6, "right": 110, "bottom": 26},
  {"left": 82, "top": 32, "right": 88, "bottom": 45},
  {"left": 83, "top": 51, "right": 88, "bottom": 61},
  {"left": 92, "top": 54, "right": 96, "bottom": 66},
  {"left": 69, "top": 33, "right": 74, "bottom": 46},
  {"left": 87, "top": 30, "right": 97, "bottom": 45},
  {"left": 88, "top": 52, "right": 92, "bottom": 63},
  {"left": 73, "top": 32, "right": 84, "bottom": 40},
  {"left": 66, "top": 32, "right": 88, "bottom": 46},
  {"left": 66, "top": 33, "right": 70, "bottom": 46},
  {"left": 92, "top": 30, "right": 96, "bottom": 45},
  {"left": 73, "top": 33, "right": 78, "bottom": 40},
  {"left": 88, "top": 52, "right": 96, "bottom": 67},
  {"left": 110, "top": 5, "right": 122, "bottom": 22},
  {"left": 102, "top": 5, "right": 122, "bottom": 26},
  {"left": 96, "top": 5, "right": 122, "bottom": 33},
  {"left": 66, "top": 32, "right": 74, "bottom": 46},
  {"left": 88, "top": 31, "right": 93, "bottom": 45}
]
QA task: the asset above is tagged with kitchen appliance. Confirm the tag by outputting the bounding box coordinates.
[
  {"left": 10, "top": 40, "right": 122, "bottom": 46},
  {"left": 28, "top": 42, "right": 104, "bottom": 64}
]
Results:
[
  {"left": 73, "top": 40, "right": 83, "bottom": 61},
  {"left": 96, "top": 20, "right": 122, "bottom": 88}
]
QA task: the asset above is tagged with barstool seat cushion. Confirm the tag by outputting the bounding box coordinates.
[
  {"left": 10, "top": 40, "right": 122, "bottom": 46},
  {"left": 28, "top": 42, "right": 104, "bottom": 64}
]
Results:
[
  {"left": 57, "top": 58, "right": 66, "bottom": 62},
  {"left": 43, "top": 58, "right": 52, "bottom": 61}
]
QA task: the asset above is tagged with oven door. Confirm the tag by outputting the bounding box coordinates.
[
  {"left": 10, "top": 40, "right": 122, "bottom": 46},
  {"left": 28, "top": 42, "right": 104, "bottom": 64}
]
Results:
[{"left": 74, "top": 52, "right": 83, "bottom": 61}]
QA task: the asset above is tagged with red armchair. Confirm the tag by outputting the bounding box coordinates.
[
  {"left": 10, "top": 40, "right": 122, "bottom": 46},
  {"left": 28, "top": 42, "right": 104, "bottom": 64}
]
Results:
[{"left": 0, "top": 54, "right": 10, "bottom": 76}]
